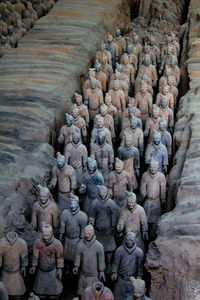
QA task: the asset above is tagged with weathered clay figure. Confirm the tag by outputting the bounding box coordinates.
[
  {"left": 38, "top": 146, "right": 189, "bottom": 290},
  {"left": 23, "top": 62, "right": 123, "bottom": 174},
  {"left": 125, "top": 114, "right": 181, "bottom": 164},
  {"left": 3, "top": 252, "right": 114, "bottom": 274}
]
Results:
[
  {"left": 91, "top": 116, "right": 112, "bottom": 148},
  {"left": 135, "top": 82, "right": 152, "bottom": 127},
  {"left": 170, "top": 55, "right": 180, "bottom": 86},
  {"left": 28, "top": 292, "right": 40, "bottom": 300},
  {"left": 131, "top": 34, "right": 142, "bottom": 59},
  {"left": 85, "top": 78, "right": 103, "bottom": 122},
  {"left": 82, "top": 281, "right": 114, "bottom": 300},
  {"left": 144, "top": 104, "right": 161, "bottom": 143},
  {"left": 108, "top": 80, "right": 126, "bottom": 129},
  {"left": 58, "top": 113, "right": 80, "bottom": 152},
  {"left": 95, "top": 63, "right": 107, "bottom": 93},
  {"left": 65, "top": 131, "right": 88, "bottom": 188},
  {"left": 121, "top": 106, "right": 142, "bottom": 137},
  {"left": 0, "top": 281, "right": 8, "bottom": 300},
  {"left": 104, "top": 93, "right": 118, "bottom": 129},
  {"left": 0, "top": 232, "right": 28, "bottom": 298},
  {"left": 117, "top": 191, "right": 148, "bottom": 251},
  {"left": 145, "top": 131, "right": 168, "bottom": 174},
  {"left": 161, "top": 35, "right": 177, "bottom": 58},
  {"left": 94, "top": 104, "right": 115, "bottom": 140},
  {"left": 137, "top": 55, "right": 157, "bottom": 87},
  {"left": 156, "top": 84, "right": 174, "bottom": 110},
  {"left": 125, "top": 44, "right": 138, "bottom": 72},
  {"left": 32, "top": 185, "right": 59, "bottom": 232},
  {"left": 108, "top": 158, "right": 132, "bottom": 207},
  {"left": 48, "top": 152, "right": 77, "bottom": 211},
  {"left": 159, "top": 46, "right": 175, "bottom": 74},
  {"left": 71, "top": 104, "right": 87, "bottom": 143},
  {"left": 101, "top": 55, "right": 114, "bottom": 84},
  {"left": 131, "top": 278, "right": 151, "bottom": 300},
  {"left": 89, "top": 185, "right": 119, "bottom": 263},
  {"left": 106, "top": 33, "right": 119, "bottom": 68},
  {"left": 159, "top": 66, "right": 172, "bottom": 90},
  {"left": 148, "top": 35, "right": 160, "bottom": 66},
  {"left": 111, "top": 232, "right": 144, "bottom": 300},
  {"left": 71, "top": 93, "right": 89, "bottom": 128},
  {"left": 170, "top": 32, "right": 180, "bottom": 57},
  {"left": 109, "top": 69, "right": 129, "bottom": 99},
  {"left": 118, "top": 133, "right": 140, "bottom": 190},
  {"left": 80, "top": 157, "right": 104, "bottom": 215},
  {"left": 121, "top": 53, "right": 135, "bottom": 87},
  {"left": 140, "top": 158, "right": 166, "bottom": 239},
  {"left": 73, "top": 225, "right": 105, "bottom": 296},
  {"left": 95, "top": 41, "right": 112, "bottom": 66},
  {"left": 115, "top": 63, "right": 130, "bottom": 86},
  {"left": 82, "top": 69, "right": 102, "bottom": 98},
  {"left": 158, "top": 95, "right": 174, "bottom": 132},
  {"left": 135, "top": 73, "right": 153, "bottom": 96},
  {"left": 91, "top": 131, "right": 114, "bottom": 186},
  {"left": 122, "top": 116, "right": 144, "bottom": 155},
  {"left": 122, "top": 98, "right": 141, "bottom": 120},
  {"left": 114, "top": 28, "right": 126, "bottom": 58},
  {"left": 30, "top": 224, "right": 64, "bottom": 299},
  {"left": 59, "top": 193, "right": 88, "bottom": 262},
  {"left": 167, "top": 76, "right": 178, "bottom": 107},
  {"left": 139, "top": 45, "right": 156, "bottom": 67},
  {"left": 159, "top": 118, "right": 172, "bottom": 159}
]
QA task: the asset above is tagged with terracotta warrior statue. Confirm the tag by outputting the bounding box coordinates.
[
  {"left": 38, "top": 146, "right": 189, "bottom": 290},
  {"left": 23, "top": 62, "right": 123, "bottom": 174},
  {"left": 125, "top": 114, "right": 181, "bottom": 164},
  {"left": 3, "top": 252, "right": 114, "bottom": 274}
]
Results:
[
  {"left": 59, "top": 193, "right": 88, "bottom": 264},
  {"left": 48, "top": 152, "right": 77, "bottom": 211},
  {"left": 101, "top": 55, "right": 114, "bottom": 84},
  {"left": 118, "top": 133, "right": 140, "bottom": 190},
  {"left": 131, "top": 278, "right": 151, "bottom": 300},
  {"left": 159, "top": 118, "right": 172, "bottom": 159},
  {"left": 108, "top": 158, "right": 132, "bottom": 207},
  {"left": 90, "top": 116, "right": 112, "bottom": 148},
  {"left": 135, "top": 81, "right": 153, "bottom": 127},
  {"left": 125, "top": 44, "right": 138, "bottom": 72},
  {"left": 114, "top": 28, "right": 126, "bottom": 58},
  {"left": 144, "top": 104, "right": 161, "bottom": 143},
  {"left": 140, "top": 158, "right": 166, "bottom": 239},
  {"left": 71, "top": 93, "right": 89, "bottom": 128},
  {"left": 95, "top": 63, "right": 107, "bottom": 93},
  {"left": 89, "top": 185, "right": 119, "bottom": 265},
  {"left": 139, "top": 45, "right": 156, "bottom": 67},
  {"left": 82, "top": 281, "right": 114, "bottom": 300},
  {"left": 156, "top": 84, "right": 174, "bottom": 110},
  {"left": 111, "top": 232, "right": 144, "bottom": 300},
  {"left": 121, "top": 106, "right": 142, "bottom": 137},
  {"left": 158, "top": 95, "right": 174, "bottom": 133},
  {"left": 0, "top": 232, "right": 28, "bottom": 299},
  {"left": 58, "top": 113, "right": 80, "bottom": 153},
  {"left": 65, "top": 131, "right": 88, "bottom": 188},
  {"left": 79, "top": 157, "right": 104, "bottom": 215},
  {"left": 73, "top": 225, "right": 105, "bottom": 296},
  {"left": 104, "top": 93, "right": 118, "bottom": 131},
  {"left": 106, "top": 32, "right": 119, "bottom": 69},
  {"left": 95, "top": 41, "right": 112, "bottom": 66},
  {"left": 121, "top": 53, "right": 135, "bottom": 88},
  {"left": 0, "top": 281, "right": 8, "bottom": 300},
  {"left": 90, "top": 130, "right": 114, "bottom": 186},
  {"left": 85, "top": 78, "right": 103, "bottom": 122},
  {"left": 117, "top": 191, "right": 148, "bottom": 251},
  {"left": 131, "top": 34, "right": 142, "bottom": 59},
  {"left": 137, "top": 54, "right": 157, "bottom": 87},
  {"left": 94, "top": 104, "right": 115, "bottom": 141},
  {"left": 31, "top": 185, "right": 59, "bottom": 232},
  {"left": 71, "top": 105, "right": 87, "bottom": 144},
  {"left": 82, "top": 69, "right": 102, "bottom": 97},
  {"left": 30, "top": 224, "right": 64, "bottom": 299},
  {"left": 145, "top": 130, "right": 168, "bottom": 174}
]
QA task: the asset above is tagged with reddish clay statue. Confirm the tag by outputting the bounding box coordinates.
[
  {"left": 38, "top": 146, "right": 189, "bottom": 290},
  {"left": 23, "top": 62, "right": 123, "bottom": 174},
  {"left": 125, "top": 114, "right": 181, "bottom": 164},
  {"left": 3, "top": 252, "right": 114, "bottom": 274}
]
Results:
[
  {"left": 111, "top": 232, "right": 144, "bottom": 300},
  {"left": 158, "top": 95, "right": 174, "bottom": 132},
  {"left": 117, "top": 191, "right": 148, "bottom": 251},
  {"left": 156, "top": 84, "right": 174, "bottom": 110},
  {"left": 95, "top": 63, "right": 107, "bottom": 93},
  {"left": 0, "top": 232, "right": 28, "bottom": 298},
  {"left": 114, "top": 28, "right": 126, "bottom": 58},
  {"left": 108, "top": 158, "right": 133, "bottom": 207},
  {"left": 144, "top": 104, "right": 161, "bottom": 143},
  {"left": 71, "top": 93, "right": 89, "bottom": 128},
  {"left": 32, "top": 185, "right": 59, "bottom": 232},
  {"left": 48, "top": 152, "right": 77, "bottom": 211},
  {"left": 135, "top": 82, "right": 153, "bottom": 127},
  {"left": 159, "top": 118, "right": 172, "bottom": 159},
  {"left": 82, "top": 69, "right": 102, "bottom": 98},
  {"left": 95, "top": 42, "right": 112, "bottom": 66},
  {"left": 94, "top": 104, "right": 115, "bottom": 140},
  {"left": 101, "top": 55, "right": 114, "bottom": 84},
  {"left": 137, "top": 55, "right": 157, "bottom": 87},
  {"left": 30, "top": 224, "right": 64, "bottom": 299},
  {"left": 82, "top": 281, "right": 114, "bottom": 300},
  {"left": 59, "top": 193, "right": 88, "bottom": 262},
  {"left": 71, "top": 105, "right": 87, "bottom": 143},
  {"left": 73, "top": 225, "right": 105, "bottom": 296},
  {"left": 90, "top": 116, "right": 112, "bottom": 148}
]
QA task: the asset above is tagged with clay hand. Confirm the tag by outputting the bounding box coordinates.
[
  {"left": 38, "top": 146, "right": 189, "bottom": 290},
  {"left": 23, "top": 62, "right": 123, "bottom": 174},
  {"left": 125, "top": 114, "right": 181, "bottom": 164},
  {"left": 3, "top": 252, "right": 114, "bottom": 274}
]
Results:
[
  {"left": 163, "top": 165, "right": 167, "bottom": 173},
  {"left": 143, "top": 231, "right": 149, "bottom": 240},
  {"left": 79, "top": 184, "right": 86, "bottom": 194},
  {"left": 56, "top": 268, "right": 62, "bottom": 280},
  {"left": 161, "top": 199, "right": 166, "bottom": 206},
  {"left": 111, "top": 273, "right": 117, "bottom": 281},
  {"left": 109, "top": 163, "right": 113, "bottom": 171},
  {"left": 73, "top": 267, "right": 79, "bottom": 275},
  {"left": 21, "top": 266, "right": 26, "bottom": 277},
  {"left": 29, "top": 267, "right": 36, "bottom": 274},
  {"left": 117, "top": 224, "right": 123, "bottom": 233},
  {"left": 99, "top": 271, "right": 105, "bottom": 281}
]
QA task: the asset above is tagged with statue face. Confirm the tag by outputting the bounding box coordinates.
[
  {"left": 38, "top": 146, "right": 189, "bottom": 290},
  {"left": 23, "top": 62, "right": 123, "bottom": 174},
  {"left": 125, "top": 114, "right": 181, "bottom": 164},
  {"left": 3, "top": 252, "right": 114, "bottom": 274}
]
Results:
[
  {"left": 102, "top": 56, "right": 107, "bottom": 65},
  {"left": 73, "top": 134, "right": 80, "bottom": 144},
  {"left": 145, "top": 56, "right": 151, "bottom": 66},
  {"left": 66, "top": 117, "right": 73, "bottom": 127},
  {"left": 91, "top": 81, "right": 96, "bottom": 90},
  {"left": 149, "top": 162, "right": 158, "bottom": 174},
  {"left": 97, "top": 118, "right": 104, "bottom": 128},
  {"left": 39, "top": 191, "right": 49, "bottom": 205},
  {"left": 153, "top": 133, "right": 161, "bottom": 145},
  {"left": 144, "top": 46, "right": 149, "bottom": 54},
  {"left": 125, "top": 234, "right": 136, "bottom": 248},
  {"left": 105, "top": 96, "right": 111, "bottom": 106},
  {"left": 75, "top": 96, "right": 82, "bottom": 106},
  {"left": 161, "top": 97, "right": 168, "bottom": 108},
  {"left": 113, "top": 81, "right": 119, "bottom": 91},
  {"left": 141, "top": 84, "right": 147, "bottom": 93},
  {"left": 116, "top": 29, "right": 121, "bottom": 37},
  {"left": 84, "top": 227, "right": 94, "bottom": 241},
  {"left": 101, "top": 43, "right": 106, "bottom": 52},
  {"left": 72, "top": 110, "right": 79, "bottom": 119},
  {"left": 123, "top": 56, "right": 129, "bottom": 65},
  {"left": 70, "top": 199, "right": 79, "bottom": 211},
  {"left": 159, "top": 121, "right": 166, "bottom": 131},
  {"left": 99, "top": 186, "right": 107, "bottom": 200},
  {"left": 57, "top": 158, "right": 65, "bottom": 169},
  {"left": 133, "top": 35, "right": 138, "bottom": 43},
  {"left": 127, "top": 45, "right": 132, "bottom": 54},
  {"left": 42, "top": 227, "right": 53, "bottom": 243},
  {"left": 130, "top": 119, "right": 138, "bottom": 129},
  {"left": 100, "top": 107, "right": 107, "bottom": 117},
  {"left": 133, "top": 289, "right": 145, "bottom": 300},
  {"left": 88, "top": 161, "right": 97, "bottom": 174},
  {"left": 127, "top": 197, "right": 136, "bottom": 210},
  {"left": 95, "top": 64, "right": 101, "bottom": 72},
  {"left": 125, "top": 136, "right": 132, "bottom": 148},
  {"left": 152, "top": 108, "right": 159, "bottom": 119},
  {"left": 108, "top": 35, "right": 113, "bottom": 43},
  {"left": 115, "top": 163, "right": 123, "bottom": 174}
]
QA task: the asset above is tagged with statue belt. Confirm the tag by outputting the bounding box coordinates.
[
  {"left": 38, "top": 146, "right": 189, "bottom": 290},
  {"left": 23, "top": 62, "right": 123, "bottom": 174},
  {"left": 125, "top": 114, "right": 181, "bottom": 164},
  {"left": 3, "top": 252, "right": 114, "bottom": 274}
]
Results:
[{"left": 66, "top": 232, "right": 79, "bottom": 239}]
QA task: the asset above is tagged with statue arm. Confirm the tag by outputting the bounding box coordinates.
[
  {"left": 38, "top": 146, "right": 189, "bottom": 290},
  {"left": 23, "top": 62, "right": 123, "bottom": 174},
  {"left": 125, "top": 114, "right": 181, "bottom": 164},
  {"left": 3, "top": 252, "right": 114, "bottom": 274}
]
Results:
[
  {"left": 120, "top": 91, "right": 126, "bottom": 111},
  {"left": 70, "top": 169, "right": 77, "bottom": 190},
  {"left": 48, "top": 167, "right": 58, "bottom": 190},
  {"left": 31, "top": 205, "right": 37, "bottom": 230},
  {"left": 137, "top": 250, "right": 144, "bottom": 278},
  {"left": 20, "top": 241, "right": 28, "bottom": 268},
  {"left": 32, "top": 241, "right": 40, "bottom": 267},
  {"left": 127, "top": 174, "right": 133, "bottom": 192},
  {"left": 140, "top": 174, "right": 147, "bottom": 198},
  {"left": 56, "top": 243, "right": 64, "bottom": 269}
]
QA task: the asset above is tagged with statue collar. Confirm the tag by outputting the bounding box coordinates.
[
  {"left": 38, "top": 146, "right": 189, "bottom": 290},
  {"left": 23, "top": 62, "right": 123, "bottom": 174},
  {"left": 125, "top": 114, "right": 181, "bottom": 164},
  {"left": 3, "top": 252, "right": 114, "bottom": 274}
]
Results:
[
  {"left": 43, "top": 236, "right": 54, "bottom": 246},
  {"left": 72, "top": 141, "right": 81, "bottom": 147},
  {"left": 39, "top": 198, "right": 51, "bottom": 209},
  {"left": 6, "top": 232, "right": 18, "bottom": 245},
  {"left": 124, "top": 243, "right": 137, "bottom": 254},
  {"left": 70, "top": 207, "right": 80, "bottom": 215},
  {"left": 92, "top": 281, "right": 104, "bottom": 297}
]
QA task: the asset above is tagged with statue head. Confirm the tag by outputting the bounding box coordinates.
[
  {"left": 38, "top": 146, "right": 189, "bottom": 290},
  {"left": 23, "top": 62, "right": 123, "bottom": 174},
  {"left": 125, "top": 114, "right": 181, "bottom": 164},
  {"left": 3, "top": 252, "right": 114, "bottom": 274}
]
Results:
[
  {"left": 72, "top": 131, "right": 81, "bottom": 145},
  {"left": 152, "top": 104, "right": 160, "bottom": 119},
  {"left": 167, "top": 76, "right": 175, "bottom": 86},
  {"left": 107, "top": 33, "right": 113, "bottom": 43},
  {"left": 160, "top": 94, "right": 168, "bottom": 108},
  {"left": 144, "top": 44, "right": 150, "bottom": 54},
  {"left": 98, "top": 185, "right": 108, "bottom": 200},
  {"left": 116, "top": 63, "right": 123, "bottom": 73},
  {"left": 8, "top": 25, "right": 14, "bottom": 35},
  {"left": 84, "top": 224, "right": 95, "bottom": 241},
  {"left": 164, "top": 66, "right": 172, "bottom": 77},
  {"left": 105, "top": 93, "right": 112, "bottom": 106},
  {"left": 74, "top": 93, "right": 83, "bottom": 106},
  {"left": 122, "top": 53, "right": 129, "bottom": 65},
  {"left": 96, "top": 115, "right": 105, "bottom": 129},
  {"left": 130, "top": 116, "right": 138, "bottom": 129},
  {"left": 114, "top": 69, "right": 121, "bottom": 80},
  {"left": 95, "top": 62, "right": 102, "bottom": 73},
  {"left": 38, "top": 185, "right": 50, "bottom": 205},
  {"left": 41, "top": 223, "right": 53, "bottom": 243},
  {"left": 116, "top": 28, "right": 121, "bottom": 37},
  {"left": 71, "top": 104, "right": 80, "bottom": 119},
  {"left": 159, "top": 118, "right": 167, "bottom": 132},
  {"left": 87, "top": 157, "right": 97, "bottom": 174},
  {"left": 100, "top": 41, "right": 106, "bottom": 52},
  {"left": 171, "top": 55, "right": 178, "bottom": 67},
  {"left": 153, "top": 130, "right": 161, "bottom": 145},
  {"left": 167, "top": 45, "right": 173, "bottom": 55},
  {"left": 127, "top": 44, "right": 133, "bottom": 54},
  {"left": 113, "top": 79, "right": 120, "bottom": 91},
  {"left": 125, "top": 231, "right": 136, "bottom": 249},
  {"left": 56, "top": 152, "right": 65, "bottom": 169},
  {"left": 69, "top": 193, "right": 79, "bottom": 212},
  {"left": 97, "top": 130, "right": 106, "bottom": 146},
  {"left": 126, "top": 191, "right": 137, "bottom": 211},
  {"left": 141, "top": 81, "right": 147, "bottom": 93},
  {"left": 90, "top": 78, "right": 96, "bottom": 90},
  {"left": 170, "top": 32, "right": 176, "bottom": 42},
  {"left": 115, "top": 158, "right": 124, "bottom": 174},
  {"left": 128, "top": 97, "right": 136, "bottom": 107},
  {"left": 133, "top": 34, "right": 139, "bottom": 44},
  {"left": 149, "top": 157, "right": 159, "bottom": 175},
  {"left": 145, "top": 54, "right": 151, "bottom": 66},
  {"left": 124, "top": 132, "right": 133, "bottom": 148},
  {"left": 100, "top": 103, "right": 108, "bottom": 117},
  {"left": 65, "top": 113, "right": 73, "bottom": 127},
  {"left": 132, "top": 279, "right": 146, "bottom": 300},
  {"left": 102, "top": 55, "right": 108, "bottom": 65},
  {"left": 88, "top": 68, "right": 96, "bottom": 79}
]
